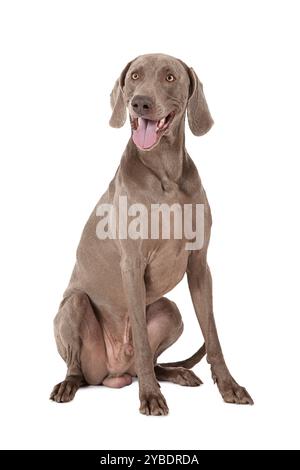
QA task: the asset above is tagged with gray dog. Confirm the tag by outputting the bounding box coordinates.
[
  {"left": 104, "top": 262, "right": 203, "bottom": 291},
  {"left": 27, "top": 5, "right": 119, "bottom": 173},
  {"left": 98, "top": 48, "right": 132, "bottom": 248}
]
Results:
[{"left": 50, "top": 53, "right": 253, "bottom": 415}]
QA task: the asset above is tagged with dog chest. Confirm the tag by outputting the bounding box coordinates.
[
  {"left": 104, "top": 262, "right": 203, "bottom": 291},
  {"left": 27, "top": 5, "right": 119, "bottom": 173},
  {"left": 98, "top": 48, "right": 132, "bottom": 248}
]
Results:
[{"left": 144, "top": 240, "right": 189, "bottom": 301}]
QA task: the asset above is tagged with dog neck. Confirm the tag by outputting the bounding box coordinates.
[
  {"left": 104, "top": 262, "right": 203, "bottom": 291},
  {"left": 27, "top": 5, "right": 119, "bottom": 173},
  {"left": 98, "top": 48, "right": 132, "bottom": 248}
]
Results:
[{"left": 127, "top": 118, "right": 186, "bottom": 185}]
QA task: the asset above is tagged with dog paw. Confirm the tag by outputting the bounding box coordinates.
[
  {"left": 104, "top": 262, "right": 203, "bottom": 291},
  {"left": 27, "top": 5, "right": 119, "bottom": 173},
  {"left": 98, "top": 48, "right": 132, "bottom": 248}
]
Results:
[
  {"left": 155, "top": 365, "right": 203, "bottom": 386},
  {"left": 139, "top": 390, "right": 169, "bottom": 416},
  {"left": 217, "top": 378, "right": 253, "bottom": 405},
  {"left": 172, "top": 367, "right": 203, "bottom": 386},
  {"left": 50, "top": 377, "right": 80, "bottom": 403}
]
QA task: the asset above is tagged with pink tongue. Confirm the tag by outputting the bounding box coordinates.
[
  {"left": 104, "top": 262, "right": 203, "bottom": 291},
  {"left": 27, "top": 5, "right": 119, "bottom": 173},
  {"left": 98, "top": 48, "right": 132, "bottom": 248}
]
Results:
[{"left": 132, "top": 118, "right": 158, "bottom": 150}]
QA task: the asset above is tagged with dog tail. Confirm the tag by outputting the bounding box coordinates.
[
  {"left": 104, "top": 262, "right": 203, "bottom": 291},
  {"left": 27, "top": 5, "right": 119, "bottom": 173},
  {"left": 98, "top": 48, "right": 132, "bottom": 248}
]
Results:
[{"left": 158, "top": 342, "right": 206, "bottom": 369}]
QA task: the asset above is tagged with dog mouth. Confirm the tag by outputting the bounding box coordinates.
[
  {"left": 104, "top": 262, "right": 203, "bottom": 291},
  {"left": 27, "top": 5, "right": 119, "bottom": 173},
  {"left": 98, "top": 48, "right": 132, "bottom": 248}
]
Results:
[{"left": 130, "top": 112, "right": 175, "bottom": 151}]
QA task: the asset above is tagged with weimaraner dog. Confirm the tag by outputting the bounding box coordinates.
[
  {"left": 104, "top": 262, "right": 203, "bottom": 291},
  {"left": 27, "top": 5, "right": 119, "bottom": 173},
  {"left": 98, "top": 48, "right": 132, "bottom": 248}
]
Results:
[{"left": 50, "top": 53, "right": 253, "bottom": 415}]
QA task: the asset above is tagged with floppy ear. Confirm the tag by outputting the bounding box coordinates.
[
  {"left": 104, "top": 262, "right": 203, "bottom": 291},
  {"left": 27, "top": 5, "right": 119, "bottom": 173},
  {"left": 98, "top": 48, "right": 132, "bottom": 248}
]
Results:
[
  {"left": 109, "top": 61, "right": 132, "bottom": 128},
  {"left": 187, "top": 68, "right": 214, "bottom": 136}
]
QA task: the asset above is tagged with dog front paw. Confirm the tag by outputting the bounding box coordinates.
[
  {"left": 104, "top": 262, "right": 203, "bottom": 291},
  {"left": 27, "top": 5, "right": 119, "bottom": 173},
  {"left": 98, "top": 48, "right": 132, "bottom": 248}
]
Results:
[
  {"left": 139, "top": 389, "right": 169, "bottom": 416},
  {"left": 217, "top": 377, "right": 253, "bottom": 405}
]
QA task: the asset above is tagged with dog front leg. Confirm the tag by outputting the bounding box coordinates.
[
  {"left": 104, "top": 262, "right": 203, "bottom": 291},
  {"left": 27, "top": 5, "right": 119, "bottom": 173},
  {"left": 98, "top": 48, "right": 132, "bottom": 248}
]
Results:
[
  {"left": 187, "top": 250, "right": 253, "bottom": 405},
  {"left": 121, "top": 256, "right": 169, "bottom": 416}
]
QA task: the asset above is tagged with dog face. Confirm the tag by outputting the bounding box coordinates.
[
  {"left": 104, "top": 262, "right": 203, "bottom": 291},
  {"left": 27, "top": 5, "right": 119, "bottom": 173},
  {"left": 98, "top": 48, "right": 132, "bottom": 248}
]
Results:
[{"left": 109, "top": 53, "right": 213, "bottom": 151}]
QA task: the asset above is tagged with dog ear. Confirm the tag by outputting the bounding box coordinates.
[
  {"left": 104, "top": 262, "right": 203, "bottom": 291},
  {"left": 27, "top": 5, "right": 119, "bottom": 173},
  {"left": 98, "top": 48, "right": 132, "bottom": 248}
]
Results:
[
  {"left": 109, "top": 61, "right": 132, "bottom": 128},
  {"left": 187, "top": 68, "right": 214, "bottom": 136}
]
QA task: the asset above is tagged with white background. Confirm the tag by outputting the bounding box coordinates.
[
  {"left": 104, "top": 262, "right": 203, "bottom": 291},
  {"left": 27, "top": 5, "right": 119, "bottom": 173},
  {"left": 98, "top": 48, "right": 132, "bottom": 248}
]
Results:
[{"left": 0, "top": 0, "right": 299, "bottom": 450}]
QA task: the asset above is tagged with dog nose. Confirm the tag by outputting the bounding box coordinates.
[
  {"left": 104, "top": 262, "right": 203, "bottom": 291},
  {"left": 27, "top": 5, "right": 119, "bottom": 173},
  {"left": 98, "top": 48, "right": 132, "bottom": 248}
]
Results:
[{"left": 131, "top": 95, "right": 154, "bottom": 115}]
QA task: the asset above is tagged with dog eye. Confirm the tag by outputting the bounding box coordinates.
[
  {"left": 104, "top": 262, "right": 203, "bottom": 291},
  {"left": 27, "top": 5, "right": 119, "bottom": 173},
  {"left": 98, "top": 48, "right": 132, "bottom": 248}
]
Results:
[
  {"left": 166, "top": 74, "right": 175, "bottom": 82},
  {"left": 131, "top": 72, "right": 139, "bottom": 80}
]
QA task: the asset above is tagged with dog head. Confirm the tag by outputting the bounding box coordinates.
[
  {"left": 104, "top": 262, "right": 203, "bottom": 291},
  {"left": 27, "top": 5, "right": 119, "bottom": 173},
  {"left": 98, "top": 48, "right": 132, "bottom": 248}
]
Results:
[{"left": 109, "top": 53, "right": 213, "bottom": 151}]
